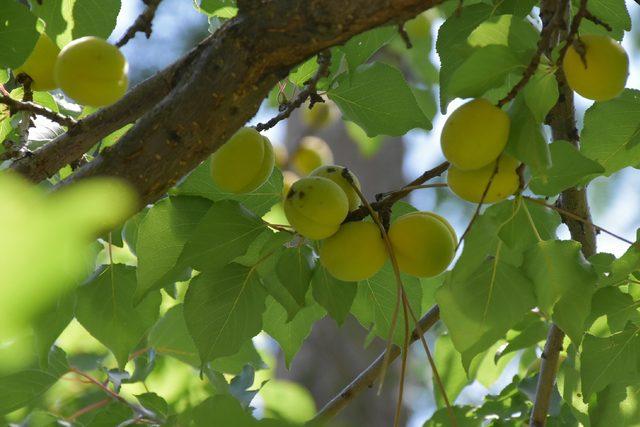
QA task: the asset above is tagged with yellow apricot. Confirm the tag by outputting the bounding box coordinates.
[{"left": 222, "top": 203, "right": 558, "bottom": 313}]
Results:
[
  {"left": 447, "top": 154, "right": 519, "bottom": 204},
  {"left": 563, "top": 34, "right": 629, "bottom": 101},
  {"left": 274, "top": 144, "right": 289, "bottom": 168},
  {"left": 282, "top": 171, "right": 300, "bottom": 197},
  {"left": 13, "top": 33, "right": 59, "bottom": 91},
  {"left": 441, "top": 99, "right": 510, "bottom": 171},
  {"left": 301, "top": 101, "right": 335, "bottom": 129},
  {"left": 310, "top": 165, "right": 361, "bottom": 211},
  {"left": 291, "top": 136, "right": 334, "bottom": 175},
  {"left": 389, "top": 212, "right": 456, "bottom": 277},
  {"left": 407, "top": 211, "right": 457, "bottom": 247},
  {"left": 54, "top": 36, "right": 128, "bottom": 107},
  {"left": 320, "top": 221, "right": 388, "bottom": 281},
  {"left": 210, "top": 127, "right": 275, "bottom": 194},
  {"left": 284, "top": 176, "right": 348, "bottom": 239}
]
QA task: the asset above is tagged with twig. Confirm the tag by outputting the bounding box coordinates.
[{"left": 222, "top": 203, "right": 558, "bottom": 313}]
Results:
[
  {"left": 115, "top": 0, "right": 163, "bottom": 47},
  {"left": 345, "top": 161, "right": 449, "bottom": 223},
  {"left": 398, "top": 23, "right": 412, "bottom": 49},
  {"left": 67, "top": 398, "right": 110, "bottom": 421},
  {"left": 0, "top": 94, "right": 77, "bottom": 127},
  {"left": 530, "top": 325, "right": 565, "bottom": 426},
  {"left": 311, "top": 305, "right": 441, "bottom": 423},
  {"left": 557, "top": 0, "right": 611, "bottom": 66},
  {"left": 254, "top": 51, "right": 332, "bottom": 132}
]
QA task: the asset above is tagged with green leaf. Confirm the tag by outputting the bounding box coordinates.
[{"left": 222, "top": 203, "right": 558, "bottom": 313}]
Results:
[
  {"left": 344, "top": 121, "right": 385, "bottom": 157},
  {"left": 0, "top": 0, "right": 38, "bottom": 68},
  {"left": 288, "top": 57, "right": 318, "bottom": 87},
  {"left": 448, "top": 45, "right": 522, "bottom": 99},
  {"left": 505, "top": 95, "right": 551, "bottom": 173},
  {"left": 498, "top": 198, "right": 561, "bottom": 252},
  {"left": 524, "top": 66, "right": 559, "bottom": 123},
  {"left": 184, "top": 264, "right": 267, "bottom": 362},
  {"left": 328, "top": 62, "right": 431, "bottom": 136},
  {"left": 311, "top": 265, "right": 357, "bottom": 325},
  {"left": 581, "top": 90, "right": 640, "bottom": 176},
  {"left": 0, "top": 347, "right": 68, "bottom": 415},
  {"left": 135, "top": 196, "right": 212, "bottom": 302},
  {"left": 436, "top": 245, "right": 535, "bottom": 365},
  {"left": 263, "top": 297, "right": 325, "bottom": 368},
  {"left": 523, "top": 240, "right": 597, "bottom": 343},
  {"left": 192, "top": 394, "right": 257, "bottom": 427},
  {"left": 276, "top": 246, "right": 315, "bottom": 307},
  {"left": 136, "top": 392, "right": 168, "bottom": 419},
  {"left": 257, "top": 247, "right": 305, "bottom": 321},
  {"left": 178, "top": 200, "right": 266, "bottom": 272},
  {"left": 581, "top": 0, "right": 631, "bottom": 35},
  {"left": 340, "top": 26, "right": 396, "bottom": 73},
  {"left": 435, "top": 334, "right": 468, "bottom": 406},
  {"left": 32, "top": 292, "right": 76, "bottom": 367},
  {"left": 590, "top": 287, "right": 640, "bottom": 333},
  {"left": 76, "top": 265, "right": 161, "bottom": 368},
  {"left": 71, "top": 0, "right": 122, "bottom": 40},
  {"left": 493, "top": 0, "right": 537, "bottom": 16},
  {"left": 198, "top": 0, "right": 237, "bottom": 18},
  {"left": 351, "top": 263, "right": 422, "bottom": 345},
  {"left": 174, "top": 162, "right": 283, "bottom": 216},
  {"left": 424, "top": 406, "right": 481, "bottom": 427},
  {"left": 581, "top": 324, "right": 640, "bottom": 400},
  {"left": 530, "top": 140, "right": 604, "bottom": 196},
  {"left": 497, "top": 314, "right": 548, "bottom": 360}
]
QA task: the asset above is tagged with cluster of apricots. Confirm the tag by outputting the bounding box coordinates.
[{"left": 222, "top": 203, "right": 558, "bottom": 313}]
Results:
[
  {"left": 13, "top": 33, "right": 128, "bottom": 107},
  {"left": 210, "top": 126, "right": 456, "bottom": 282},
  {"left": 442, "top": 34, "right": 628, "bottom": 204}
]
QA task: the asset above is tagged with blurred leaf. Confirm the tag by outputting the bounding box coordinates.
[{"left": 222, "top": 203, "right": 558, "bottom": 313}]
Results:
[
  {"left": 32, "top": 292, "right": 76, "bottom": 367},
  {"left": 198, "top": 0, "right": 238, "bottom": 18},
  {"left": 0, "top": 347, "right": 68, "bottom": 415},
  {"left": 523, "top": 240, "right": 597, "bottom": 343},
  {"left": 263, "top": 297, "right": 325, "bottom": 368},
  {"left": 184, "top": 264, "right": 266, "bottom": 362},
  {"left": 229, "top": 365, "right": 264, "bottom": 409},
  {"left": 344, "top": 121, "right": 384, "bottom": 158},
  {"left": 82, "top": 401, "right": 132, "bottom": 427},
  {"left": 0, "top": 0, "right": 38, "bottom": 68},
  {"left": 192, "top": 394, "right": 257, "bottom": 427},
  {"left": 530, "top": 140, "right": 604, "bottom": 196},
  {"left": 178, "top": 200, "right": 266, "bottom": 272},
  {"left": 261, "top": 380, "right": 316, "bottom": 422},
  {"left": 276, "top": 246, "right": 315, "bottom": 307},
  {"left": 341, "top": 26, "right": 396, "bottom": 73},
  {"left": 311, "top": 265, "right": 356, "bottom": 325},
  {"left": 174, "top": 162, "right": 283, "bottom": 216},
  {"left": 524, "top": 66, "right": 559, "bottom": 123},
  {"left": 581, "top": 324, "right": 640, "bottom": 400},
  {"left": 76, "top": 265, "right": 161, "bottom": 368},
  {"left": 135, "top": 196, "right": 212, "bottom": 302},
  {"left": 328, "top": 62, "right": 431, "bottom": 136},
  {"left": 136, "top": 392, "right": 168, "bottom": 419},
  {"left": 352, "top": 263, "right": 422, "bottom": 345},
  {"left": 435, "top": 334, "right": 468, "bottom": 406},
  {"left": 423, "top": 405, "right": 481, "bottom": 426},
  {"left": 582, "top": 90, "right": 640, "bottom": 176},
  {"left": 505, "top": 95, "right": 551, "bottom": 173}
]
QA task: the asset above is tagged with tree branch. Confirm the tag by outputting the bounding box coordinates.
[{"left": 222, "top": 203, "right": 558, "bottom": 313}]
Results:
[
  {"left": 52, "top": 0, "right": 445, "bottom": 208},
  {"left": 0, "top": 94, "right": 77, "bottom": 127},
  {"left": 116, "top": 0, "right": 163, "bottom": 48},
  {"left": 312, "top": 305, "right": 441, "bottom": 423}
]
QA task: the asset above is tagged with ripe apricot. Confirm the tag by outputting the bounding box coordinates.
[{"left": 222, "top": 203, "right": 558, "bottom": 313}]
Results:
[
  {"left": 441, "top": 99, "right": 510, "bottom": 170},
  {"left": 320, "top": 221, "right": 387, "bottom": 281},
  {"left": 291, "top": 136, "right": 333, "bottom": 175},
  {"left": 310, "top": 165, "right": 361, "bottom": 211},
  {"left": 54, "top": 36, "right": 128, "bottom": 107},
  {"left": 282, "top": 171, "right": 300, "bottom": 197},
  {"left": 284, "top": 176, "right": 348, "bottom": 239},
  {"left": 447, "top": 154, "right": 519, "bottom": 203},
  {"left": 210, "top": 127, "right": 275, "bottom": 194},
  {"left": 389, "top": 212, "right": 456, "bottom": 277},
  {"left": 563, "top": 34, "right": 629, "bottom": 101},
  {"left": 13, "top": 33, "right": 59, "bottom": 91}
]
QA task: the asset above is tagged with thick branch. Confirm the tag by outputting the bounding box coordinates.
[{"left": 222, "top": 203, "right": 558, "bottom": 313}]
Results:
[
  {"left": 56, "top": 0, "right": 444, "bottom": 207},
  {"left": 312, "top": 305, "right": 441, "bottom": 423}
]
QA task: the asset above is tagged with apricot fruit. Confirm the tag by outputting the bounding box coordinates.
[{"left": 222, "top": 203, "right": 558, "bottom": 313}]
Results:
[
  {"left": 13, "top": 33, "right": 59, "bottom": 91},
  {"left": 54, "top": 36, "right": 128, "bottom": 107},
  {"left": 282, "top": 171, "right": 300, "bottom": 197},
  {"left": 419, "top": 211, "right": 457, "bottom": 247},
  {"left": 284, "top": 176, "right": 348, "bottom": 239},
  {"left": 320, "top": 221, "right": 387, "bottom": 281},
  {"left": 310, "top": 165, "right": 361, "bottom": 211},
  {"left": 441, "top": 99, "right": 510, "bottom": 170},
  {"left": 563, "top": 34, "right": 628, "bottom": 101},
  {"left": 447, "top": 154, "right": 519, "bottom": 204},
  {"left": 389, "top": 212, "right": 456, "bottom": 277},
  {"left": 210, "top": 127, "right": 275, "bottom": 194},
  {"left": 291, "top": 136, "right": 334, "bottom": 175},
  {"left": 301, "top": 101, "right": 334, "bottom": 129}
]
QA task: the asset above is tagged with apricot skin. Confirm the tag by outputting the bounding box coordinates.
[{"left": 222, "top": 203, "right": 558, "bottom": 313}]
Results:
[
  {"left": 291, "top": 136, "right": 334, "bottom": 176},
  {"left": 54, "top": 36, "right": 128, "bottom": 107},
  {"left": 389, "top": 212, "right": 456, "bottom": 278},
  {"left": 563, "top": 34, "right": 628, "bottom": 101},
  {"left": 320, "top": 221, "right": 388, "bottom": 281},
  {"left": 441, "top": 99, "right": 510, "bottom": 171},
  {"left": 310, "top": 165, "right": 361, "bottom": 211},
  {"left": 284, "top": 176, "right": 348, "bottom": 240},
  {"left": 13, "top": 33, "right": 59, "bottom": 91},
  {"left": 447, "top": 155, "right": 519, "bottom": 204},
  {"left": 210, "top": 127, "right": 275, "bottom": 194}
]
